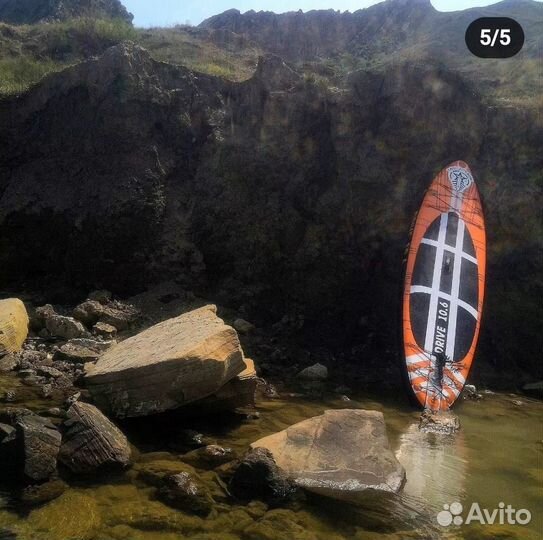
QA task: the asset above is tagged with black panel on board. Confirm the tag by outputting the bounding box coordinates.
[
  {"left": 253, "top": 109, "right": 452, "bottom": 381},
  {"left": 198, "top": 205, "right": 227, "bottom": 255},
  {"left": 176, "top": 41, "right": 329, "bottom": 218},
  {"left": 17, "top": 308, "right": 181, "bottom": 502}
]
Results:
[
  {"left": 445, "top": 212, "right": 459, "bottom": 247},
  {"left": 410, "top": 293, "right": 430, "bottom": 350},
  {"left": 463, "top": 227, "right": 476, "bottom": 256},
  {"left": 412, "top": 243, "right": 435, "bottom": 288},
  {"left": 454, "top": 306, "right": 477, "bottom": 361},
  {"left": 459, "top": 259, "right": 478, "bottom": 309},
  {"left": 424, "top": 217, "right": 441, "bottom": 240}
]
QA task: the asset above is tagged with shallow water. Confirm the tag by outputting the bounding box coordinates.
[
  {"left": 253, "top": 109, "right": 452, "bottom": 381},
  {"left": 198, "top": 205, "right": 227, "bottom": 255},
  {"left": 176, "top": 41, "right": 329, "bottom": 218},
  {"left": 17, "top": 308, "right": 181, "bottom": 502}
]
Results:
[{"left": 0, "top": 388, "right": 541, "bottom": 540}]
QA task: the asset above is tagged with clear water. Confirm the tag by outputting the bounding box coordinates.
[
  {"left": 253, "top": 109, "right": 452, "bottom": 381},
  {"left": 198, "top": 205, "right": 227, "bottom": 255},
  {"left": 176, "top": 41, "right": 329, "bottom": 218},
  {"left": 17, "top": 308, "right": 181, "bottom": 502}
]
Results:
[{"left": 0, "top": 382, "right": 541, "bottom": 540}]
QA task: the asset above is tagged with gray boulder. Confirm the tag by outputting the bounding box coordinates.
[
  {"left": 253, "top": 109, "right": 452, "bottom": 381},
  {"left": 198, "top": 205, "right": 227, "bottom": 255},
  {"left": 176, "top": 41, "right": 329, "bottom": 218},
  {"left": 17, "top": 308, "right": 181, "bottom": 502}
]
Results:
[
  {"left": 229, "top": 447, "right": 295, "bottom": 504},
  {"left": 233, "top": 318, "right": 255, "bottom": 334},
  {"left": 16, "top": 414, "right": 61, "bottom": 482},
  {"left": 87, "top": 290, "right": 113, "bottom": 304},
  {"left": 93, "top": 322, "right": 117, "bottom": 339},
  {"left": 157, "top": 472, "right": 214, "bottom": 516},
  {"left": 182, "top": 445, "right": 236, "bottom": 469},
  {"left": 59, "top": 401, "right": 131, "bottom": 474},
  {"left": 54, "top": 343, "right": 100, "bottom": 364},
  {"left": 73, "top": 300, "right": 139, "bottom": 331},
  {"left": 54, "top": 337, "right": 114, "bottom": 364},
  {"left": 46, "top": 315, "right": 89, "bottom": 340},
  {"left": 251, "top": 409, "right": 405, "bottom": 501},
  {"left": 296, "top": 363, "right": 328, "bottom": 381}
]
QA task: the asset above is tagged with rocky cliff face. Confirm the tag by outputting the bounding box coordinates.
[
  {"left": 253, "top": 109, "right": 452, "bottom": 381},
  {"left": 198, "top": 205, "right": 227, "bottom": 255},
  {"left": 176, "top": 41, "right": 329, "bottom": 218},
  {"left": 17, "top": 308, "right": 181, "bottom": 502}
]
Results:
[
  {"left": 200, "top": 1, "right": 435, "bottom": 61},
  {"left": 199, "top": 0, "right": 541, "bottom": 61},
  {"left": 0, "top": 0, "right": 133, "bottom": 25},
  {"left": 0, "top": 40, "right": 540, "bottom": 381}
]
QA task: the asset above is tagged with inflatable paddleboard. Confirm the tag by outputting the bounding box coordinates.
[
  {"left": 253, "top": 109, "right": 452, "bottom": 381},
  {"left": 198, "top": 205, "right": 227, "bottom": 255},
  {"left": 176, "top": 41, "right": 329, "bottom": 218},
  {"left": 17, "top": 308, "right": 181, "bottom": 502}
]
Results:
[{"left": 402, "top": 161, "right": 486, "bottom": 411}]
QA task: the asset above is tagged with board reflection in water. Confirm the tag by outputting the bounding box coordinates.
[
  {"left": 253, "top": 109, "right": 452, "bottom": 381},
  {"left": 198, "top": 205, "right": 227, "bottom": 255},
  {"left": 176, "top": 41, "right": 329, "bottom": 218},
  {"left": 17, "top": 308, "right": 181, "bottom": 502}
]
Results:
[{"left": 395, "top": 422, "right": 468, "bottom": 512}]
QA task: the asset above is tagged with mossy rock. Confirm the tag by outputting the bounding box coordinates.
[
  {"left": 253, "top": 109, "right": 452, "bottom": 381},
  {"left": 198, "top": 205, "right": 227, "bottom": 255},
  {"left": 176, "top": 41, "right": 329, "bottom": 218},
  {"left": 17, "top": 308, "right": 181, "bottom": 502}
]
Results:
[
  {"left": 460, "top": 524, "right": 540, "bottom": 540},
  {"left": 191, "top": 533, "right": 241, "bottom": 540},
  {"left": 91, "top": 482, "right": 142, "bottom": 504},
  {"left": 202, "top": 507, "right": 254, "bottom": 535},
  {"left": 26, "top": 491, "right": 100, "bottom": 540},
  {"left": 243, "top": 509, "right": 319, "bottom": 540},
  {"left": 245, "top": 500, "right": 269, "bottom": 519},
  {"left": 135, "top": 459, "right": 197, "bottom": 487},
  {"left": 103, "top": 499, "right": 203, "bottom": 534},
  {"left": 19, "top": 478, "right": 67, "bottom": 507}
]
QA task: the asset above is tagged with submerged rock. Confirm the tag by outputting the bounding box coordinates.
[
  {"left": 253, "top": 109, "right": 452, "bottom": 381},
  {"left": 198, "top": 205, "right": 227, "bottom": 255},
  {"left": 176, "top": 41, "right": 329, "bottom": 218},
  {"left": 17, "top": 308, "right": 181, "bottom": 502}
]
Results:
[
  {"left": 136, "top": 458, "right": 197, "bottom": 487},
  {"left": 251, "top": 409, "right": 405, "bottom": 501},
  {"left": 85, "top": 305, "right": 246, "bottom": 418},
  {"left": 182, "top": 445, "right": 236, "bottom": 469},
  {"left": 26, "top": 491, "right": 101, "bottom": 540},
  {"left": 59, "top": 401, "right": 131, "bottom": 474},
  {"left": 19, "top": 478, "right": 67, "bottom": 507},
  {"left": 157, "top": 472, "right": 214, "bottom": 516},
  {"left": 419, "top": 410, "right": 460, "bottom": 434},
  {"left": 230, "top": 447, "right": 296, "bottom": 504},
  {"left": 0, "top": 298, "right": 29, "bottom": 355}
]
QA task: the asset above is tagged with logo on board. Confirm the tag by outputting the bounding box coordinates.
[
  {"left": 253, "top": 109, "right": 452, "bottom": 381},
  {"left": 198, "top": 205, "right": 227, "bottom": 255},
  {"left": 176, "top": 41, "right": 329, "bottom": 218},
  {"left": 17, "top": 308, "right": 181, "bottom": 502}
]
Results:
[{"left": 447, "top": 167, "right": 473, "bottom": 193}]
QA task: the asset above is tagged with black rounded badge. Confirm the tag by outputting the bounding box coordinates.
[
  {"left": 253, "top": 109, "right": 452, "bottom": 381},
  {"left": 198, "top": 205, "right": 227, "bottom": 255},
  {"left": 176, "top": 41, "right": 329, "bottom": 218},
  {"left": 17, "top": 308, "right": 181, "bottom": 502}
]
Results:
[{"left": 465, "top": 17, "right": 524, "bottom": 58}]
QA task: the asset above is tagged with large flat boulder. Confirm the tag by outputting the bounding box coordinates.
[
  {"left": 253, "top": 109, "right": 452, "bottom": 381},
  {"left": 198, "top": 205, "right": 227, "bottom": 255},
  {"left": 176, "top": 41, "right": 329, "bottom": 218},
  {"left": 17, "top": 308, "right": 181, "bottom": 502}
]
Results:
[
  {"left": 194, "top": 358, "right": 257, "bottom": 414},
  {"left": 251, "top": 409, "right": 405, "bottom": 501},
  {"left": 84, "top": 305, "right": 246, "bottom": 418}
]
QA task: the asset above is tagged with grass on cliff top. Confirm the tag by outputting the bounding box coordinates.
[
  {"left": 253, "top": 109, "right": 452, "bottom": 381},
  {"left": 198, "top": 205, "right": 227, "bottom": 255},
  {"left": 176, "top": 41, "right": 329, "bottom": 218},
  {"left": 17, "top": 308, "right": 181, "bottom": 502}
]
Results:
[
  {"left": 136, "top": 26, "right": 260, "bottom": 81},
  {"left": 0, "top": 20, "right": 259, "bottom": 96},
  {"left": 0, "top": 17, "right": 136, "bottom": 96}
]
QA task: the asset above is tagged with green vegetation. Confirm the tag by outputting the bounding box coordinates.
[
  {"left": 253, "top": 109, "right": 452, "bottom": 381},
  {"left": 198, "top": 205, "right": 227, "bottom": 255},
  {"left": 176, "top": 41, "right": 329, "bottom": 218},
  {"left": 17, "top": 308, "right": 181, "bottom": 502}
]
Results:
[
  {"left": 0, "top": 5, "right": 539, "bottom": 107},
  {"left": 136, "top": 26, "right": 259, "bottom": 81},
  {"left": 0, "top": 17, "right": 136, "bottom": 96},
  {"left": 0, "top": 56, "right": 65, "bottom": 95},
  {"left": 0, "top": 19, "right": 259, "bottom": 96}
]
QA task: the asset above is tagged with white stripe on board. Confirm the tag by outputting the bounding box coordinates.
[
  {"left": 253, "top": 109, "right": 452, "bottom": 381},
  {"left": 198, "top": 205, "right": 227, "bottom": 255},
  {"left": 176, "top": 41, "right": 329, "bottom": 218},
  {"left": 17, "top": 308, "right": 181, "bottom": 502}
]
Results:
[
  {"left": 446, "top": 218, "right": 465, "bottom": 359},
  {"left": 424, "top": 213, "right": 449, "bottom": 354},
  {"left": 406, "top": 353, "right": 430, "bottom": 365},
  {"left": 410, "top": 285, "right": 478, "bottom": 320},
  {"left": 420, "top": 237, "right": 477, "bottom": 265}
]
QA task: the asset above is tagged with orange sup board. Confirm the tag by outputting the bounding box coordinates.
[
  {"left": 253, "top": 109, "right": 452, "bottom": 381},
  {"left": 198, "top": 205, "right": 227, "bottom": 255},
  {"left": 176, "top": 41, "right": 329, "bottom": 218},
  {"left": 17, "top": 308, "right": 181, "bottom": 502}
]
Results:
[{"left": 402, "top": 161, "right": 486, "bottom": 411}]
